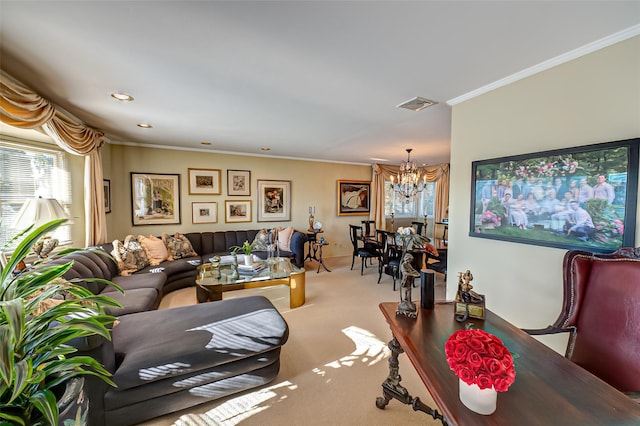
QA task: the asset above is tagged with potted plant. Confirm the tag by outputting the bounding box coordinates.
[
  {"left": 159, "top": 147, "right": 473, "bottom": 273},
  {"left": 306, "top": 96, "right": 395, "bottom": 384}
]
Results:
[
  {"left": 230, "top": 240, "right": 256, "bottom": 265},
  {"left": 0, "top": 219, "right": 122, "bottom": 425}
]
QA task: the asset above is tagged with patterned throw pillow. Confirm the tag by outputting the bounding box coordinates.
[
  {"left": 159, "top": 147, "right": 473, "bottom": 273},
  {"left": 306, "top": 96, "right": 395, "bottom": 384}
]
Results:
[
  {"left": 251, "top": 228, "right": 274, "bottom": 251},
  {"left": 161, "top": 232, "right": 198, "bottom": 261},
  {"left": 138, "top": 235, "right": 169, "bottom": 266},
  {"left": 111, "top": 235, "right": 150, "bottom": 276},
  {"left": 276, "top": 226, "right": 294, "bottom": 252}
]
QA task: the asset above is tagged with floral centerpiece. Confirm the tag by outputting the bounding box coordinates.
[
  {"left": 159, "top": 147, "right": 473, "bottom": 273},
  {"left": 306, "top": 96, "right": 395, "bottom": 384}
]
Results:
[
  {"left": 445, "top": 328, "right": 516, "bottom": 392},
  {"left": 396, "top": 226, "right": 428, "bottom": 251}
]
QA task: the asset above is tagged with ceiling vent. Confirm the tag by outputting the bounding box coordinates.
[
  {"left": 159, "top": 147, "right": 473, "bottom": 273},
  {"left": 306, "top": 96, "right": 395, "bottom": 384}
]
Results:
[{"left": 396, "top": 96, "right": 438, "bottom": 111}]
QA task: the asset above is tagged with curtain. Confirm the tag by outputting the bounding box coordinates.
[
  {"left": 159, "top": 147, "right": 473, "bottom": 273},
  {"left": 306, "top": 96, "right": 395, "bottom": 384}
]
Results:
[
  {"left": 0, "top": 70, "right": 107, "bottom": 246},
  {"left": 372, "top": 163, "right": 450, "bottom": 231}
]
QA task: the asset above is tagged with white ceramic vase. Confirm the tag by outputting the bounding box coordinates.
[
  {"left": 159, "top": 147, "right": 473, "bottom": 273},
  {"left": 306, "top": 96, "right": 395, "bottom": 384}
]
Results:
[
  {"left": 244, "top": 254, "right": 253, "bottom": 265},
  {"left": 458, "top": 378, "right": 497, "bottom": 415}
]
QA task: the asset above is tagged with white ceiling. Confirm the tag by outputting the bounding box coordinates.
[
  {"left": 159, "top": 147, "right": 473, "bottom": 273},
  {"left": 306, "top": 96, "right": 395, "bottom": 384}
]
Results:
[{"left": 1, "top": 1, "right": 639, "bottom": 165}]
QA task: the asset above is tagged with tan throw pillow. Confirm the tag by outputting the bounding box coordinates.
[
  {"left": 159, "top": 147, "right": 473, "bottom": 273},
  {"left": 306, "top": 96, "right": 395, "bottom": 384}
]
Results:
[
  {"left": 276, "top": 226, "right": 294, "bottom": 252},
  {"left": 162, "top": 232, "right": 198, "bottom": 260},
  {"left": 111, "top": 235, "right": 150, "bottom": 276},
  {"left": 138, "top": 235, "right": 169, "bottom": 266}
]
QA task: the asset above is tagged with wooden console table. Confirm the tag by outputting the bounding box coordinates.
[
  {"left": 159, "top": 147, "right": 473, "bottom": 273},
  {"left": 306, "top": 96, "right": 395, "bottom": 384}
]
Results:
[{"left": 377, "top": 302, "right": 640, "bottom": 425}]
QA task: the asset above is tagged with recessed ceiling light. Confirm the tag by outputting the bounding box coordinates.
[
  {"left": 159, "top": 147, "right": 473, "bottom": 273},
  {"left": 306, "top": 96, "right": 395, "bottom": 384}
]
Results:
[
  {"left": 261, "top": 147, "right": 271, "bottom": 151},
  {"left": 111, "top": 92, "right": 134, "bottom": 101},
  {"left": 137, "top": 123, "right": 152, "bottom": 128},
  {"left": 396, "top": 96, "right": 437, "bottom": 111},
  {"left": 201, "top": 142, "right": 212, "bottom": 145}
]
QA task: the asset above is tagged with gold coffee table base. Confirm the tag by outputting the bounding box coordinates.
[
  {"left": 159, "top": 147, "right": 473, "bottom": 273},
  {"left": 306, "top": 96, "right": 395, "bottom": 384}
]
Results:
[{"left": 197, "top": 269, "right": 305, "bottom": 309}]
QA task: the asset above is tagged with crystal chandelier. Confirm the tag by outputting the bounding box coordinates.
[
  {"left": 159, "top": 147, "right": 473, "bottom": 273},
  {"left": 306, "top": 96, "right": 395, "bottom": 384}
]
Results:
[{"left": 390, "top": 148, "right": 426, "bottom": 203}]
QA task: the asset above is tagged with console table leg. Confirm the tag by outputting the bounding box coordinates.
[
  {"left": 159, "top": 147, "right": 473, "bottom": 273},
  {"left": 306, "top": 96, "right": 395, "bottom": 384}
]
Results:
[{"left": 376, "top": 335, "right": 448, "bottom": 425}]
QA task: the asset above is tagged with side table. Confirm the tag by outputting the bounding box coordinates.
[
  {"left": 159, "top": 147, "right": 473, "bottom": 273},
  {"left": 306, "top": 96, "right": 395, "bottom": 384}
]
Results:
[
  {"left": 313, "top": 241, "right": 331, "bottom": 273},
  {"left": 305, "top": 230, "right": 323, "bottom": 262}
]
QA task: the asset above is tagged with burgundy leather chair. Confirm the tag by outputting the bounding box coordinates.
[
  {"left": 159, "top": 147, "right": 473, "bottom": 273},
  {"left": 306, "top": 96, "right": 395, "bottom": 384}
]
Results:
[{"left": 523, "top": 247, "right": 640, "bottom": 401}]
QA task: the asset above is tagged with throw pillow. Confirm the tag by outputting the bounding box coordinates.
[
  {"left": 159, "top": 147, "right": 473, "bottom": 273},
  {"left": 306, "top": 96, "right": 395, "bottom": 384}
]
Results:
[
  {"left": 111, "top": 235, "right": 150, "bottom": 276},
  {"left": 251, "top": 228, "right": 274, "bottom": 251},
  {"left": 276, "top": 226, "right": 294, "bottom": 252},
  {"left": 138, "top": 235, "right": 169, "bottom": 266},
  {"left": 162, "top": 232, "right": 198, "bottom": 260}
]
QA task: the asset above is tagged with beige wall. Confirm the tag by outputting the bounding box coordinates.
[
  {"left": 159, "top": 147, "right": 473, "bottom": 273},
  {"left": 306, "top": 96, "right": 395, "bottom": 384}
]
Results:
[
  {"left": 104, "top": 145, "right": 371, "bottom": 257},
  {"left": 448, "top": 36, "right": 640, "bottom": 352}
]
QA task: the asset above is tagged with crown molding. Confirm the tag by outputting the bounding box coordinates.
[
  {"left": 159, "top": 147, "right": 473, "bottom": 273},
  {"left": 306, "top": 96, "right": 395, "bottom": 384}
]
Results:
[{"left": 447, "top": 24, "right": 640, "bottom": 107}]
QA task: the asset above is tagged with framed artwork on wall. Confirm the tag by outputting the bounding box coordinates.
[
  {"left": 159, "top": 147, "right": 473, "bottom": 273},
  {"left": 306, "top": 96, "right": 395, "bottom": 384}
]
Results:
[
  {"left": 470, "top": 138, "right": 639, "bottom": 252},
  {"left": 225, "top": 200, "right": 252, "bottom": 223},
  {"left": 103, "top": 179, "right": 111, "bottom": 214},
  {"left": 257, "top": 179, "right": 291, "bottom": 222},
  {"left": 188, "top": 168, "right": 221, "bottom": 195},
  {"left": 337, "top": 180, "right": 371, "bottom": 216},
  {"left": 192, "top": 202, "right": 217, "bottom": 224},
  {"left": 131, "top": 173, "right": 181, "bottom": 226},
  {"left": 227, "top": 169, "right": 251, "bottom": 196}
]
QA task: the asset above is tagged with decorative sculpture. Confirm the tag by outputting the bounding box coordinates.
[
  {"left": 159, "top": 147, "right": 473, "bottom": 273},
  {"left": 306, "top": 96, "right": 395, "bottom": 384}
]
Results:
[
  {"left": 455, "top": 269, "right": 486, "bottom": 321},
  {"left": 396, "top": 253, "right": 420, "bottom": 319}
]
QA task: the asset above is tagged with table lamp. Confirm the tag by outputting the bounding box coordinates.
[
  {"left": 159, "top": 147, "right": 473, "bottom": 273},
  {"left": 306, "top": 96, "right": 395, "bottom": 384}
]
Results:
[{"left": 13, "top": 197, "right": 71, "bottom": 259}]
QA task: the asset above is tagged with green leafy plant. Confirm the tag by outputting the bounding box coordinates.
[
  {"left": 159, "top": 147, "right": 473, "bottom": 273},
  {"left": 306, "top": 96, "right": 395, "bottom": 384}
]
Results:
[
  {"left": 230, "top": 240, "right": 255, "bottom": 256},
  {"left": 0, "top": 219, "right": 123, "bottom": 426}
]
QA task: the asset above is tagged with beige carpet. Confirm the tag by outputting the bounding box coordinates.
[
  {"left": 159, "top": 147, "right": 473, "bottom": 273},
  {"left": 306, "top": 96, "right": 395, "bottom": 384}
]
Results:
[{"left": 138, "top": 256, "right": 446, "bottom": 426}]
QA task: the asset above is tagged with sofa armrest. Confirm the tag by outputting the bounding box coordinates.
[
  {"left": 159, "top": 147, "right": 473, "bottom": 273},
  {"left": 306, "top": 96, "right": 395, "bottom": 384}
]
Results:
[{"left": 289, "top": 231, "right": 308, "bottom": 267}]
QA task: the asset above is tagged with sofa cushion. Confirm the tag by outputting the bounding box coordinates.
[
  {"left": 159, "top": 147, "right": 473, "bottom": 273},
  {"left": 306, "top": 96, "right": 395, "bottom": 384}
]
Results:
[
  {"left": 136, "top": 257, "right": 201, "bottom": 276},
  {"left": 112, "top": 235, "right": 150, "bottom": 276},
  {"left": 110, "top": 296, "right": 288, "bottom": 390},
  {"left": 138, "top": 235, "right": 169, "bottom": 266},
  {"left": 101, "top": 288, "right": 160, "bottom": 316},
  {"left": 162, "top": 232, "right": 198, "bottom": 260},
  {"left": 111, "top": 272, "right": 166, "bottom": 295}
]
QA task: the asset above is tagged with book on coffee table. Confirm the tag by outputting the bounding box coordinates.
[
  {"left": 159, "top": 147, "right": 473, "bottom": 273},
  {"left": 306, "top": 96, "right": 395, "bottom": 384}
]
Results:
[{"left": 238, "top": 262, "right": 266, "bottom": 275}]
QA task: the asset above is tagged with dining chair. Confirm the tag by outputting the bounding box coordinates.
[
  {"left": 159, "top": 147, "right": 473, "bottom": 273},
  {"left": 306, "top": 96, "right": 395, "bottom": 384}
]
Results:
[
  {"left": 376, "top": 230, "right": 401, "bottom": 290},
  {"left": 349, "top": 224, "right": 380, "bottom": 275},
  {"left": 522, "top": 247, "right": 640, "bottom": 401},
  {"left": 361, "top": 220, "right": 377, "bottom": 242},
  {"left": 411, "top": 221, "right": 425, "bottom": 236}
]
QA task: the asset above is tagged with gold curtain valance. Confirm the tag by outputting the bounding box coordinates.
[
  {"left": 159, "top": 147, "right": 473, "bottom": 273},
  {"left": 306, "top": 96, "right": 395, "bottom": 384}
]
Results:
[{"left": 0, "top": 69, "right": 107, "bottom": 246}]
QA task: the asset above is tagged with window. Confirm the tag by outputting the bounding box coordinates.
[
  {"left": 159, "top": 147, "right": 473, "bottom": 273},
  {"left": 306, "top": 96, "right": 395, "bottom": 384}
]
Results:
[
  {"left": 384, "top": 180, "right": 436, "bottom": 218},
  {"left": 0, "top": 138, "right": 72, "bottom": 250}
]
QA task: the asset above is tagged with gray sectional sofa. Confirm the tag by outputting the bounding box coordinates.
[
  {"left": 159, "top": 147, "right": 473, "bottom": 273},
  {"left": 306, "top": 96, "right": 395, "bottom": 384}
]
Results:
[{"left": 40, "top": 229, "right": 305, "bottom": 425}]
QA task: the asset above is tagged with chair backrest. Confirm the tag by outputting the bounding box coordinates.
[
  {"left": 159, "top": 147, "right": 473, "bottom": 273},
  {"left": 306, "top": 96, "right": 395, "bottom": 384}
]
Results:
[
  {"left": 376, "top": 230, "right": 399, "bottom": 262},
  {"left": 361, "top": 220, "right": 376, "bottom": 238},
  {"left": 349, "top": 224, "right": 363, "bottom": 251},
  {"left": 411, "top": 221, "right": 424, "bottom": 235},
  {"left": 557, "top": 248, "right": 640, "bottom": 393}
]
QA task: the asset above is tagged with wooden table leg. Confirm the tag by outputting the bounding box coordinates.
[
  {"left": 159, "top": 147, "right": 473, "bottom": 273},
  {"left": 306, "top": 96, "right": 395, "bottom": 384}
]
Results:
[{"left": 289, "top": 271, "right": 306, "bottom": 308}]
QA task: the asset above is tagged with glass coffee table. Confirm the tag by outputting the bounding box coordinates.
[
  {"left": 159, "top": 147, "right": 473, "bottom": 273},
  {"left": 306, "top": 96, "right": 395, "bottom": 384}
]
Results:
[{"left": 195, "top": 257, "right": 306, "bottom": 308}]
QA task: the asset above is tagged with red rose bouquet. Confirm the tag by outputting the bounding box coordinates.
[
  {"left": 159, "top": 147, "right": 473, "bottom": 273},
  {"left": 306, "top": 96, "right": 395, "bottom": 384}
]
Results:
[{"left": 445, "top": 329, "right": 516, "bottom": 392}]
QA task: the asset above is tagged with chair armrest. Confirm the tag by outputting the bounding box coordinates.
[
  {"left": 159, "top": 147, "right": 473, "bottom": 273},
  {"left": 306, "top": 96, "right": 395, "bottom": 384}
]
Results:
[{"left": 522, "top": 325, "right": 574, "bottom": 336}]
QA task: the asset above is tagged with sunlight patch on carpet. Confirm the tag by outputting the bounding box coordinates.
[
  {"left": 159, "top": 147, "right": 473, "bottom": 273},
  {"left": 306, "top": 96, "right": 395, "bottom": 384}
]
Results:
[{"left": 320, "top": 326, "right": 390, "bottom": 372}]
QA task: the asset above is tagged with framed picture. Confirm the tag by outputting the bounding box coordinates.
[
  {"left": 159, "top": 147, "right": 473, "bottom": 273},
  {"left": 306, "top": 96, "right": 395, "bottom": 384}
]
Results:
[
  {"left": 338, "top": 180, "right": 371, "bottom": 216},
  {"left": 227, "top": 169, "right": 251, "bottom": 196},
  {"left": 257, "top": 180, "right": 291, "bottom": 222},
  {"left": 131, "top": 173, "right": 181, "bottom": 226},
  {"left": 225, "top": 200, "right": 252, "bottom": 223},
  {"left": 192, "top": 202, "right": 217, "bottom": 224},
  {"left": 103, "top": 179, "right": 111, "bottom": 214},
  {"left": 188, "top": 168, "right": 221, "bottom": 195},
  {"left": 470, "top": 138, "right": 639, "bottom": 252}
]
